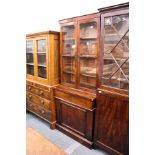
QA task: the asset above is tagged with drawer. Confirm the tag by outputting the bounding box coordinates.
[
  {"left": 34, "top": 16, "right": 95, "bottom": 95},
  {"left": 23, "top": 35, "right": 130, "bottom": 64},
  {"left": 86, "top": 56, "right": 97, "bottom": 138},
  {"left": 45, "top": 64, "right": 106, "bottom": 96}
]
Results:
[
  {"left": 26, "top": 91, "right": 51, "bottom": 110},
  {"left": 27, "top": 101, "right": 51, "bottom": 122},
  {"left": 26, "top": 84, "right": 52, "bottom": 100}
]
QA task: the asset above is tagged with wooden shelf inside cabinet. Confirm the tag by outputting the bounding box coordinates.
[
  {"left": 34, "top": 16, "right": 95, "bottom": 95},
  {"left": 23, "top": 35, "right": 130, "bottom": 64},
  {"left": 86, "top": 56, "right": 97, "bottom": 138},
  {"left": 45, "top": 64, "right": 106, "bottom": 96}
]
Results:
[
  {"left": 80, "top": 37, "right": 97, "bottom": 40},
  {"left": 38, "top": 64, "right": 47, "bottom": 67},
  {"left": 80, "top": 55, "right": 96, "bottom": 58},
  {"left": 63, "top": 38, "right": 75, "bottom": 41},
  {"left": 63, "top": 70, "right": 75, "bottom": 75},
  {"left": 80, "top": 73, "right": 96, "bottom": 78},
  {"left": 62, "top": 54, "right": 75, "bottom": 57},
  {"left": 27, "top": 63, "right": 34, "bottom": 65}
]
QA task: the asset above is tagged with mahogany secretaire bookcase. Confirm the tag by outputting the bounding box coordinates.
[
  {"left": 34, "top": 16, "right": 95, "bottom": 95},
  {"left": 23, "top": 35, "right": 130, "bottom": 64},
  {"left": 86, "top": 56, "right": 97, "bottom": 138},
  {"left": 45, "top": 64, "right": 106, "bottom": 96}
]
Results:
[{"left": 94, "top": 3, "right": 129, "bottom": 155}]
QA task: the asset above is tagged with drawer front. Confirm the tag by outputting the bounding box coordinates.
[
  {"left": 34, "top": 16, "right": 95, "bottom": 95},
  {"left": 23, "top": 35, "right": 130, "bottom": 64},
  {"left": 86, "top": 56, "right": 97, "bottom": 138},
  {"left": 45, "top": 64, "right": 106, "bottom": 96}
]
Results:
[
  {"left": 54, "top": 89, "right": 94, "bottom": 110},
  {"left": 27, "top": 101, "right": 51, "bottom": 121},
  {"left": 26, "top": 91, "right": 51, "bottom": 110},
  {"left": 26, "top": 84, "right": 52, "bottom": 100}
]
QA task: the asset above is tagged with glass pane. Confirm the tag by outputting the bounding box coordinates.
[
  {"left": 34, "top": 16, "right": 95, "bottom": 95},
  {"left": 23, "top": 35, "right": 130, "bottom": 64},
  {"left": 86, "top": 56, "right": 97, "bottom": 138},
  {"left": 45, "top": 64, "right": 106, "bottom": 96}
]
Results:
[
  {"left": 79, "top": 22, "right": 97, "bottom": 89},
  {"left": 62, "top": 25, "right": 76, "bottom": 84},
  {"left": 38, "top": 66, "right": 47, "bottom": 78},
  {"left": 37, "top": 39, "right": 47, "bottom": 78},
  {"left": 102, "top": 14, "right": 129, "bottom": 90},
  {"left": 27, "top": 65, "right": 34, "bottom": 75},
  {"left": 26, "top": 41, "right": 33, "bottom": 53},
  {"left": 26, "top": 40, "right": 34, "bottom": 75}
]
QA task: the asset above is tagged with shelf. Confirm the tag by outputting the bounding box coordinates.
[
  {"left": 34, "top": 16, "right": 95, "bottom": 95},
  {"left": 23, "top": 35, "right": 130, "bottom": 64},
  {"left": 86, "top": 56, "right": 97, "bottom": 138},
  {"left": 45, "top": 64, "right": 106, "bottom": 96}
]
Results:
[
  {"left": 26, "top": 52, "right": 33, "bottom": 54},
  {"left": 102, "top": 76, "right": 128, "bottom": 82},
  {"left": 80, "top": 55, "right": 96, "bottom": 58},
  {"left": 27, "top": 63, "right": 34, "bottom": 66},
  {"left": 80, "top": 73, "right": 96, "bottom": 78},
  {"left": 62, "top": 54, "right": 75, "bottom": 57},
  {"left": 63, "top": 70, "right": 75, "bottom": 75},
  {"left": 80, "top": 37, "right": 97, "bottom": 40},
  {"left": 63, "top": 38, "right": 75, "bottom": 41},
  {"left": 37, "top": 52, "right": 46, "bottom": 54},
  {"left": 38, "top": 64, "right": 46, "bottom": 67}
]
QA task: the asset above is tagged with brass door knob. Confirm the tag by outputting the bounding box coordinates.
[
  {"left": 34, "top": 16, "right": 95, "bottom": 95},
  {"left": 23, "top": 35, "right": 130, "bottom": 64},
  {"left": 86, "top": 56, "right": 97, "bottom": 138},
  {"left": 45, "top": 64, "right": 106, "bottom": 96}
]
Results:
[
  {"left": 98, "top": 90, "right": 102, "bottom": 94},
  {"left": 29, "top": 94, "right": 32, "bottom": 98},
  {"left": 42, "top": 110, "right": 45, "bottom": 114}
]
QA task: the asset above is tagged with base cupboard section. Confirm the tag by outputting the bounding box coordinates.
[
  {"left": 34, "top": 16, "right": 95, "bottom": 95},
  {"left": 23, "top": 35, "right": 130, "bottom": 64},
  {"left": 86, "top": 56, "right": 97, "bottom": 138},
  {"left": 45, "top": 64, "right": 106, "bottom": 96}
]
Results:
[
  {"left": 55, "top": 98, "right": 95, "bottom": 147},
  {"left": 94, "top": 89, "right": 129, "bottom": 155}
]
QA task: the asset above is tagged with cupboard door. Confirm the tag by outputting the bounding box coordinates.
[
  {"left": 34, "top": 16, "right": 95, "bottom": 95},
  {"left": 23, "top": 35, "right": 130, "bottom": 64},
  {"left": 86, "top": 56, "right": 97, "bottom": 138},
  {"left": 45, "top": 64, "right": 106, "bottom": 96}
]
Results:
[
  {"left": 26, "top": 40, "right": 34, "bottom": 75},
  {"left": 79, "top": 20, "right": 98, "bottom": 90},
  {"left": 37, "top": 39, "right": 47, "bottom": 79},
  {"left": 95, "top": 90, "right": 129, "bottom": 155},
  {"left": 102, "top": 13, "right": 129, "bottom": 91},
  {"left": 61, "top": 24, "right": 76, "bottom": 86}
]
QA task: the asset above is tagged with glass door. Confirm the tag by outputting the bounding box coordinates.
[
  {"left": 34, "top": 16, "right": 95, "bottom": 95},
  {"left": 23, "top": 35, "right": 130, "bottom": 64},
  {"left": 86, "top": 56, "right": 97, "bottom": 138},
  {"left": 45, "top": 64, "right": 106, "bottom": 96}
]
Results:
[
  {"left": 37, "top": 39, "right": 47, "bottom": 79},
  {"left": 102, "top": 13, "right": 129, "bottom": 90},
  {"left": 79, "top": 21, "right": 97, "bottom": 89},
  {"left": 26, "top": 40, "right": 34, "bottom": 75},
  {"left": 62, "top": 25, "right": 76, "bottom": 85}
]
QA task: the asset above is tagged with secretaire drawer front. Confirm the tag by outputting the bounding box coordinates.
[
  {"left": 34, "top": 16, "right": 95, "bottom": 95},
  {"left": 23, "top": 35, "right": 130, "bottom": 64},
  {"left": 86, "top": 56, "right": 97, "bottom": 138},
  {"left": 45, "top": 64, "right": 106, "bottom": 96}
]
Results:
[
  {"left": 26, "top": 102, "right": 51, "bottom": 122},
  {"left": 54, "top": 90, "right": 94, "bottom": 110},
  {"left": 26, "top": 92, "right": 51, "bottom": 110},
  {"left": 26, "top": 84, "right": 51, "bottom": 100}
]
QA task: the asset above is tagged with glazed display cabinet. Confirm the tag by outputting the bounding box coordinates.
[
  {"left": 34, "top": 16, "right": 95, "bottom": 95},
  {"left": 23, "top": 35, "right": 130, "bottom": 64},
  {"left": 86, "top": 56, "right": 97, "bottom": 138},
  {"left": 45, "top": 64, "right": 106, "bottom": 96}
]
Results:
[
  {"left": 54, "top": 13, "right": 100, "bottom": 148},
  {"left": 26, "top": 31, "right": 60, "bottom": 129},
  {"left": 94, "top": 3, "right": 129, "bottom": 155}
]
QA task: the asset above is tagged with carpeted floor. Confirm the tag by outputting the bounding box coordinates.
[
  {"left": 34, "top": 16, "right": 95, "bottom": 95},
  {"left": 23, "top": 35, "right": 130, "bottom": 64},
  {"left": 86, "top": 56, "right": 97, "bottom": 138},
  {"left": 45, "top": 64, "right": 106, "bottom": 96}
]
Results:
[{"left": 26, "top": 112, "right": 110, "bottom": 155}]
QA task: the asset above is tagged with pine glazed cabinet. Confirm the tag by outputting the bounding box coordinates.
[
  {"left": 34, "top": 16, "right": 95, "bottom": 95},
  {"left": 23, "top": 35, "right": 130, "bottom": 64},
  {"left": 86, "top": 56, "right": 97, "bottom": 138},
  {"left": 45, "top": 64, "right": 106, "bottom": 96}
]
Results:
[
  {"left": 53, "top": 13, "right": 100, "bottom": 148},
  {"left": 26, "top": 31, "right": 60, "bottom": 129},
  {"left": 94, "top": 3, "right": 129, "bottom": 155}
]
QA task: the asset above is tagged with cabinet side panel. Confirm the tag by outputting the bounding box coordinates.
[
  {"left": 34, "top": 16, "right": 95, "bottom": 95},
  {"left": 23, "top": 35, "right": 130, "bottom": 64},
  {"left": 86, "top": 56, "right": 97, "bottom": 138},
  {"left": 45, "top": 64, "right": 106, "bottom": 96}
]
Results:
[{"left": 54, "top": 38, "right": 60, "bottom": 84}]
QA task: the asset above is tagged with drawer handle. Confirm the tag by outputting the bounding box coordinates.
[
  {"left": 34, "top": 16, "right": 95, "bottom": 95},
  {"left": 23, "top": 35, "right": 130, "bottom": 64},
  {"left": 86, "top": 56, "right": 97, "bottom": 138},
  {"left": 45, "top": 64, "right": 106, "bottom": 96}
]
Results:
[
  {"left": 40, "top": 90, "right": 44, "bottom": 95},
  {"left": 29, "top": 95, "right": 32, "bottom": 99},
  {"left": 41, "top": 100, "right": 44, "bottom": 104},
  {"left": 28, "top": 86, "right": 31, "bottom": 90},
  {"left": 41, "top": 110, "right": 45, "bottom": 114}
]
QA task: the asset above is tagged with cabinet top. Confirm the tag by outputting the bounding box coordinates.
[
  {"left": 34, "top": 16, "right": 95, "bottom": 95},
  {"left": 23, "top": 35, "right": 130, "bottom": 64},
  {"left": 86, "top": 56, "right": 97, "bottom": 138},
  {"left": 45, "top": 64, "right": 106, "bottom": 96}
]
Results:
[
  {"left": 98, "top": 2, "right": 129, "bottom": 12},
  {"left": 59, "top": 12, "right": 99, "bottom": 24},
  {"left": 26, "top": 30, "right": 59, "bottom": 37}
]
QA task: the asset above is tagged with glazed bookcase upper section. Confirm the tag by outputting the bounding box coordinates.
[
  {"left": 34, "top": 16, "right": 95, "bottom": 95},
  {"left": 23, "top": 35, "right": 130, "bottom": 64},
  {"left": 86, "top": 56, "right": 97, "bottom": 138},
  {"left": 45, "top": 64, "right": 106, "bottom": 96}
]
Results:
[
  {"left": 26, "top": 31, "right": 60, "bottom": 86},
  {"left": 59, "top": 13, "right": 100, "bottom": 93},
  {"left": 98, "top": 2, "right": 129, "bottom": 94}
]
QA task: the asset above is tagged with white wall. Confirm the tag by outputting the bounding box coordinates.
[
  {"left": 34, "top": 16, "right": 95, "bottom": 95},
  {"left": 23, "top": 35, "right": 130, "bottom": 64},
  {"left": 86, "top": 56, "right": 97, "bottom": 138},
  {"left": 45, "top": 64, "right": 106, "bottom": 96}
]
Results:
[{"left": 25, "top": 0, "right": 128, "bottom": 33}]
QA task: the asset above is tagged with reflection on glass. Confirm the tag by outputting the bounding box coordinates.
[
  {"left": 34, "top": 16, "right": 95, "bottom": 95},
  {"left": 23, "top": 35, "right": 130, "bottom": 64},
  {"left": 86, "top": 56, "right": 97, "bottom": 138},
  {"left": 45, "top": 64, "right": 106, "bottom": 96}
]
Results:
[
  {"left": 102, "top": 14, "right": 129, "bottom": 90},
  {"left": 27, "top": 65, "right": 34, "bottom": 75},
  {"left": 62, "top": 25, "right": 76, "bottom": 84},
  {"left": 38, "top": 66, "right": 47, "bottom": 78},
  {"left": 79, "top": 22, "right": 97, "bottom": 89},
  {"left": 37, "top": 39, "right": 47, "bottom": 78}
]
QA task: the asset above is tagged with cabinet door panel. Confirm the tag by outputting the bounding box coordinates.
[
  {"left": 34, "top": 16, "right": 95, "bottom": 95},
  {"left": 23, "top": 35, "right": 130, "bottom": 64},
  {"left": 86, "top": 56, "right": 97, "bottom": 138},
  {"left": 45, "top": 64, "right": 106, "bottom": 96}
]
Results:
[
  {"left": 37, "top": 39, "right": 47, "bottom": 78},
  {"left": 60, "top": 101, "right": 86, "bottom": 136},
  {"left": 79, "top": 21, "right": 98, "bottom": 90},
  {"left": 26, "top": 40, "right": 34, "bottom": 75},
  {"left": 102, "top": 13, "right": 129, "bottom": 90},
  {"left": 95, "top": 90, "right": 129, "bottom": 155},
  {"left": 62, "top": 25, "right": 76, "bottom": 85}
]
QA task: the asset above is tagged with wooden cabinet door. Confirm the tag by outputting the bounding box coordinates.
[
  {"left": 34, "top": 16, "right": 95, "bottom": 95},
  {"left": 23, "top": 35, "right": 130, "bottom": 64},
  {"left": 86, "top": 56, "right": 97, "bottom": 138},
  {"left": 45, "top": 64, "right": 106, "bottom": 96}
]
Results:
[{"left": 94, "top": 89, "right": 129, "bottom": 155}]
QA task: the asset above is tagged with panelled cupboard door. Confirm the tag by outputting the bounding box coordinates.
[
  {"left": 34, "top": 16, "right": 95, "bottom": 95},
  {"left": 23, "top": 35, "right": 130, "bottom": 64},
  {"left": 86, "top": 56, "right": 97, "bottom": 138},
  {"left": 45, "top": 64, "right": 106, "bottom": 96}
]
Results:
[{"left": 95, "top": 90, "right": 129, "bottom": 155}]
